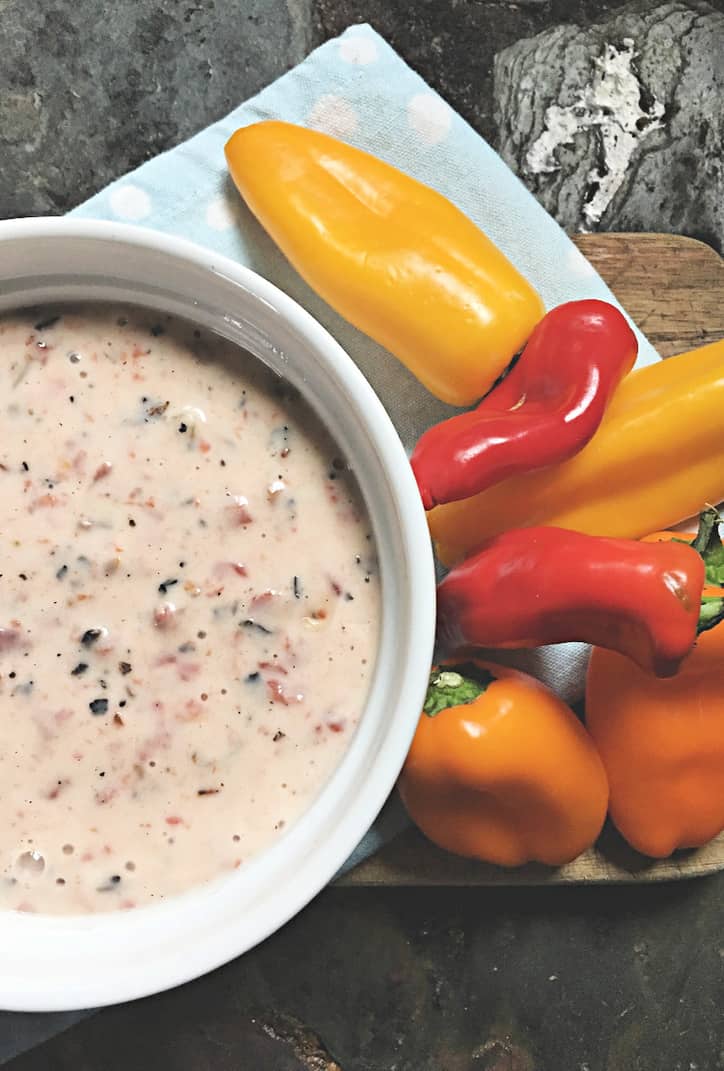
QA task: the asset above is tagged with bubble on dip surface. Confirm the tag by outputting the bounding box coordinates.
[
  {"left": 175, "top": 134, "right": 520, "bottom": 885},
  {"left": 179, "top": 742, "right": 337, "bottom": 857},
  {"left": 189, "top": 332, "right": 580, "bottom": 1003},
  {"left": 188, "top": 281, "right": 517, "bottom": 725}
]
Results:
[{"left": 0, "top": 306, "right": 380, "bottom": 914}]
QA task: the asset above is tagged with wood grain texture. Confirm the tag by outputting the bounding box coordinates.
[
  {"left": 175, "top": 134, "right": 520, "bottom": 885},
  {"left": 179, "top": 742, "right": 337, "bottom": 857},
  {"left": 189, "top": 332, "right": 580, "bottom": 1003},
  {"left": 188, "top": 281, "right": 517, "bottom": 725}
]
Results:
[
  {"left": 573, "top": 233, "right": 724, "bottom": 356},
  {"left": 341, "top": 231, "right": 724, "bottom": 887}
]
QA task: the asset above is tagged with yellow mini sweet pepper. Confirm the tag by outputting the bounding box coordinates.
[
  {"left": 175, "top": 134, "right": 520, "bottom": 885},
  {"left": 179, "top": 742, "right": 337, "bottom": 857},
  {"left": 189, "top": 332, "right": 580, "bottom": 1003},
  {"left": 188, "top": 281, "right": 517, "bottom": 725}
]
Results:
[
  {"left": 430, "top": 338, "right": 724, "bottom": 565},
  {"left": 225, "top": 120, "right": 544, "bottom": 407}
]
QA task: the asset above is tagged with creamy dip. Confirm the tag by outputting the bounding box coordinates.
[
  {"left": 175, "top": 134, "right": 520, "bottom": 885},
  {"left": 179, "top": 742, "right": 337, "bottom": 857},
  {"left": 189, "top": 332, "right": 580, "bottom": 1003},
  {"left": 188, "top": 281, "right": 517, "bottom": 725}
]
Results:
[{"left": 0, "top": 305, "right": 380, "bottom": 914}]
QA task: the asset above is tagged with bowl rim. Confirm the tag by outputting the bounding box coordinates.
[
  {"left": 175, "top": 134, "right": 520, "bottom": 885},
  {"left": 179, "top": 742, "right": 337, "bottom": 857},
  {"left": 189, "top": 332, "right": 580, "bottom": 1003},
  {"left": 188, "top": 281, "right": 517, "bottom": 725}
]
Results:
[{"left": 0, "top": 217, "right": 436, "bottom": 1011}]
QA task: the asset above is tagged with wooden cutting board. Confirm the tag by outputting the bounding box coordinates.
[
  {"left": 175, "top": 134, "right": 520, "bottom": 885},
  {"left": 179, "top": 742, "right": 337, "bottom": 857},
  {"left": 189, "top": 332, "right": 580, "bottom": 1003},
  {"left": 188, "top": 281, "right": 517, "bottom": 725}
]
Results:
[{"left": 341, "top": 232, "right": 724, "bottom": 887}]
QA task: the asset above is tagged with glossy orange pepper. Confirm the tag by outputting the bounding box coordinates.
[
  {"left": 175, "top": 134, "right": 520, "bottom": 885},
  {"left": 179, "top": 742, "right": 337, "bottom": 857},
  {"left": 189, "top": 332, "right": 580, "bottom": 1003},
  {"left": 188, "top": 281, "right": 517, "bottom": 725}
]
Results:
[
  {"left": 399, "top": 661, "right": 609, "bottom": 867},
  {"left": 225, "top": 121, "right": 544, "bottom": 406},
  {"left": 586, "top": 516, "right": 724, "bottom": 857}
]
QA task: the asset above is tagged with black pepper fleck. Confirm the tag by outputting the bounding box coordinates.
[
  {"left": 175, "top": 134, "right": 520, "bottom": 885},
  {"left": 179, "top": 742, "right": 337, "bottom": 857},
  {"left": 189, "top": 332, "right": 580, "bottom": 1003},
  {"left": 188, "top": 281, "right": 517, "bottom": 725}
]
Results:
[
  {"left": 89, "top": 698, "right": 109, "bottom": 715},
  {"left": 158, "top": 578, "right": 178, "bottom": 595},
  {"left": 240, "top": 619, "right": 273, "bottom": 635},
  {"left": 81, "top": 629, "right": 103, "bottom": 647},
  {"left": 118, "top": 661, "right": 132, "bottom": 675},
  {"left": 97, "top": 874, "right": 122, "bottom": 892},
  {"left": 55, "top": 564, "right": 68, "bottom": 580}
]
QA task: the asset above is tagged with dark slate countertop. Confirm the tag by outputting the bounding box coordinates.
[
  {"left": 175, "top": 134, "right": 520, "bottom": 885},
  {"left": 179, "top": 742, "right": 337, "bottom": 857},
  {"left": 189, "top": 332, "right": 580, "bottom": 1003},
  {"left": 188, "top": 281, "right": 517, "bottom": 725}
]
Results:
[{"left": 1, "top": 1, "right": 723, "bottom": 1068}]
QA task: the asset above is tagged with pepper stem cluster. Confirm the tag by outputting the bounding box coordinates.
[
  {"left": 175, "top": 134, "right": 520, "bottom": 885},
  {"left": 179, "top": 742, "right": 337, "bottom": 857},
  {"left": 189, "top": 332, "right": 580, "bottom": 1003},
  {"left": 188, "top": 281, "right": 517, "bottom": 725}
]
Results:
[
  {"left": 423, "top": 664, "right": 495, "bottom": 717},
  {"left": 690, "top": 508, "right": 724, "bottom": 635}
]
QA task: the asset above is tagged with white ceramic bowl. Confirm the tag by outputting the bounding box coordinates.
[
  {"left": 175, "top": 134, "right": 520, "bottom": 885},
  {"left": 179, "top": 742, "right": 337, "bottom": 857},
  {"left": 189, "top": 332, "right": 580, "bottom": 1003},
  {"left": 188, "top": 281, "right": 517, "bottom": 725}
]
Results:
[{"left": 0, "top": 218, "right": 436, "bottom": 1012}]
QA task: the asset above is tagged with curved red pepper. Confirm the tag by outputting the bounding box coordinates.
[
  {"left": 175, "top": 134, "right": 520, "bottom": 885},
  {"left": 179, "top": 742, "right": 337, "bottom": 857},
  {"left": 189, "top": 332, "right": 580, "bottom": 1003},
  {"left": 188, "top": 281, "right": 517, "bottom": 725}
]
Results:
[
  {"left": 412, "top": 299, "right": 637, "bottom": 510},
  {"left": 436, "top": 520, "right": 724, "bottom": 678}
]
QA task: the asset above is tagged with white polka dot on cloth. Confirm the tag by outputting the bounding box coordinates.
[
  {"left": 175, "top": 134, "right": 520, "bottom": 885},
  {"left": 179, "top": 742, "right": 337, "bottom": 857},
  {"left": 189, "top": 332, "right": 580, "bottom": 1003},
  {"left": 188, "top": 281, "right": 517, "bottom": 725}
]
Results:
[
  {"left": 339, "top": 34, "right": 378, "bottom": 65},
  {"left": 205, "top": 196, "right": 236, "bottom": 232},
  {"left": 307, "top": 95, "right": 358, "bottom": 138},
  {"left": 566, "top": 246, "right": 597, "bottom": 278},
  {"left": 109, "top": 184, "right": 152, "bottom": 221},
  {"left": 407, "top": 93, "right": 452, "bottom": 145}
]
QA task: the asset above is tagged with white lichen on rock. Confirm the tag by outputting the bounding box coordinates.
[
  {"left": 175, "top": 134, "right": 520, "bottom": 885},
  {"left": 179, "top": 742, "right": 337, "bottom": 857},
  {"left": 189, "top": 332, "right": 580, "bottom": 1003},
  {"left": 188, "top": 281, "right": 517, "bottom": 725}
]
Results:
[{"left": 525, "top": 39, "right": 665, "bottom": 227}]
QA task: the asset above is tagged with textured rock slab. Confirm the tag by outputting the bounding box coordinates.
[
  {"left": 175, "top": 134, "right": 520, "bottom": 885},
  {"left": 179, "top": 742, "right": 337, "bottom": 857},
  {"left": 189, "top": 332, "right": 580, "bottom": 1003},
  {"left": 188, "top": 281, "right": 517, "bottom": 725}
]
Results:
[
  {"left": 0, "top": 0, "right": 313, "bottom": 217},
  {"left": 494, "top": 0, "right": 724, "bottom": 249},
  {"left": 313, "top": 0, "right": 618, "bottom": 146},
  {"left": 8, "top": 880, "right": 724, "bottom": 1071}
]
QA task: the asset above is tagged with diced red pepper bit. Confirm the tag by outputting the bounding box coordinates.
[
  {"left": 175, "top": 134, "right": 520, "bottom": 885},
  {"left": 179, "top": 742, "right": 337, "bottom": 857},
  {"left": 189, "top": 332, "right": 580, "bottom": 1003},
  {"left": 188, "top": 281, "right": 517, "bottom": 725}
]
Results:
[
  {"left": 0, "top": 627, "right": 21, "bottom": 651},
  {"left": 266, "top": 679, "right": 303, "bottom": 705},
  {"left": 153, "top": 603, "right": 177, "bottom": 629},
  {"left": 227, "top": 496, "right": 253, "bottom": 525},
  {"left": 411, "top": 299, "right": 637, "bottom": 510},
  {"left": 93, "top": 461, "right": 113, "bottom": 482}
]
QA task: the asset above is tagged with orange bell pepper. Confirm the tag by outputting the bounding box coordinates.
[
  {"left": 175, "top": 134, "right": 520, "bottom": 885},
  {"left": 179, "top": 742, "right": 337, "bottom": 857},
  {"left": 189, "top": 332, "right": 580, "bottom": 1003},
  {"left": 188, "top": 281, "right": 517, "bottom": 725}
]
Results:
[
  {"left": 586, "top": 513, "right": 724, "bottom": 857},
  {"left": 225, "top": 120, "right": 544, "bottom": 407},
  {"left": 429, "top": 338, "right": 724, "bottom": 565},
  {"left": 587, "top": 630, "right": 724, "bottom": 857},
  {"left": 399, "top": 661, "right": 608, "bottom": 866}
]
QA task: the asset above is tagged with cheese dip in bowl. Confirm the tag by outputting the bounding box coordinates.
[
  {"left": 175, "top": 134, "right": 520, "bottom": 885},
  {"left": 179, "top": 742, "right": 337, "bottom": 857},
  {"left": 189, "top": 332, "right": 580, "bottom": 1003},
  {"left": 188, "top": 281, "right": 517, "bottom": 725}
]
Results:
[{"left": 0, "top": 219, "right": 435, "bottom": 1010}]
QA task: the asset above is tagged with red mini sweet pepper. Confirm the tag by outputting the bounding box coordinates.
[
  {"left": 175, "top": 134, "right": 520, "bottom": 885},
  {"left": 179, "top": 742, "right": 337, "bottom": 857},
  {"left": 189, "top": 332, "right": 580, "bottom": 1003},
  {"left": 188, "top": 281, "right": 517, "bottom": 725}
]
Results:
[
  {"left": 411, "top": 299, "right": 637, "bottom": 510},
  {"left": 436, "top": 515, "right": 724, "bottom": 677}
]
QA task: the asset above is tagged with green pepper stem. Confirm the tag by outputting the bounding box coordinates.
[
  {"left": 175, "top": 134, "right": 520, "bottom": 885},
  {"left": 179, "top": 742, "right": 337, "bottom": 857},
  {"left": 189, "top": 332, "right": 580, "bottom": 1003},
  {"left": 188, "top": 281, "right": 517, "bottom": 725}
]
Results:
[
  {"left": 685, "top": 509, "right": 724, "bottom": 635},
  {"left": 697, "top": 597, "right": 724, "bottom": 635},
  {"left": 423, "top": 664, "right": 495, "bottom": 717},
  {"left": 690, "top": 507, "right": 724, "bottom": 586}
]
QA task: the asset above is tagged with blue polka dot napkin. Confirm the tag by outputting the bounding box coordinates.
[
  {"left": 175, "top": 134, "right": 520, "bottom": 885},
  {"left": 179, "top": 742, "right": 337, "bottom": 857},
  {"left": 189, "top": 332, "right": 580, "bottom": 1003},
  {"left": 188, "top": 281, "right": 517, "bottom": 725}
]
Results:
[{"left": 68, "top": 24, "right": 658, "bottom": 878}]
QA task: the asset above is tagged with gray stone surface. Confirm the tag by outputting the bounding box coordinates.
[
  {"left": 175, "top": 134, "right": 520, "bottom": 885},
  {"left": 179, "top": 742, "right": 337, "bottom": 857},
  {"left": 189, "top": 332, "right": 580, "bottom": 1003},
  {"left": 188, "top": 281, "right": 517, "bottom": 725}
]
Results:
[
  {"left": 494, "top": 0, "right": 724, "bottom": 249},
  {"left": 314, "top": 0, "right": 635, "bottom": 146},
  {"left": 0, "top": 0, "right": 313, "bottom": 217},
  {"left": 7, "top": 881, "right": 724, "bottom": 1070},
  {"left": 2, "top": 0, "right": 722, "bottom": 249}
]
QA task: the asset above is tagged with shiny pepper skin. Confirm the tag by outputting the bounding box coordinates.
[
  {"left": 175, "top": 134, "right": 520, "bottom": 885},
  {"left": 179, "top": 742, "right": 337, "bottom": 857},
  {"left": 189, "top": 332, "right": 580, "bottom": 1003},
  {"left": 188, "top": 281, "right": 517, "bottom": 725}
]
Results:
[
  {"left": 587, "top": 628, "right": 724, "bottom": 858},
  {"left": 412, "top": 299, "right": 636, "bottom": 510},
  {"left": 225, "top": 120, "right": 545, "bottom": 406},
  {"left": 435, "top": 524, "right": 718, "bottom": 678},
  {"left": 399, "top": 661, "right": 609, "bottom": 867},
  {"left": 429, "top": 338, "right": 724, "bottom": 566},
  {"left": 586, "top": 516, "right": 724, "bottom": 857}
]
